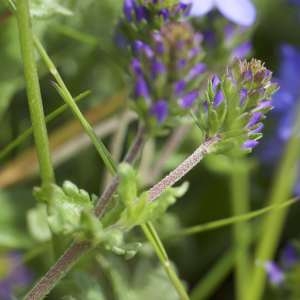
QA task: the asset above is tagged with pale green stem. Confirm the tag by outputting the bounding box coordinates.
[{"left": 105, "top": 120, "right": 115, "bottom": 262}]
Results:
[
  {"left": 33, "top": 36, "right": 117, "bottom": 175},
  {"left": 191, "top": 251, "right": 234, "bottom": 300},
  {"left": 168, "top": 198, "right": 297, "bottom": 238},
  {"left": 247, "top": 107, "right": 300, "bottom": 300},
  {"left": 230, "top": 159, "right": 251, "bottom": 300},
  {"left": 15, "top": 0, "right": 55, "bottom": 186},
  {"left": 142, "top": 222, "right": 190, "bottom": 300}
]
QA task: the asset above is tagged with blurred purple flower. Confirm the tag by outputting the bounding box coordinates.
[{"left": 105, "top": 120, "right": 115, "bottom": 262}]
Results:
[
  {"left": 0, "top": 252, "right": 32, "bottom": 300},
  {"left": 265, "top": 261, "right": 285, "bottom": 286},
  {"left": 280, "top": 243, "right": 299, "bottom": 269},
  {"left": 259, "top": 44, "right": 300, "bottom": 194},
  {"left": 183, "top": 0, "right": 256, "bottom": 26}
]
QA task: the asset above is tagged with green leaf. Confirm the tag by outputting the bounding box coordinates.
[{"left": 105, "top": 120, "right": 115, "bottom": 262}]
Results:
[{"left": 27, "top": 204, "right": 52, "bottom": 242}]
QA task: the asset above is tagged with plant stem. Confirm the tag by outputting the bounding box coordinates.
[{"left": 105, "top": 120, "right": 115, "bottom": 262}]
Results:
[
  {"left": 25, "top": 135, "right": 218, "bottom": 299},
  {"left": 16, "top": 0, "right": 55, "bottom": 186},
  {"left": 33, "top": 36, "right": 117, "bottom": 176},
  {"left": 142, "top": 222, "right": 190, "bottom": 300},
  {"left": 247, "top": 107, "right": 300, "bottom": 300},
  {"left": 166, "top": 198, "right": 297, "bottom": 238},
  {"left": 24, "top": 126, "right": 146, "bottom": 300},
  {"left": 148, "top": 136, "right": 219, "bottom": 201},
  {"left": 191, "top": 251, "right": 234, "bottom": 300},
  {"left": 230, "top": 159, "right": 251, "bottom": 300}
]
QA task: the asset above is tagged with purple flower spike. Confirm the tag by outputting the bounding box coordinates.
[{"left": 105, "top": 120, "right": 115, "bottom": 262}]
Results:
[
  {"left": 133, "top": 40, "right": 154, "bottom": 58},
  {"left": 232, "top": 42, "right": 252, "bottom": 59},
  {"left": 150, "top": 100, "right": 169, "bottom": 123},
  {"left": 134, "top": 76, "right": 150, "bottom": 99},
  {"left": 135, "top": 5, "right": 147, "bottom": 22},
  {"left": 243, "top": 140, "right": 259, "bottom": 149},
  {"left": 214, "top": 90, "right": 224, "bottom": 107},
  {"left": 254, "top": 100, "right": 273, "bottom": 112},
  {"left": 174, "top": 80, "right": 186, "bottom": 95},
  {"left": 179, "top": 90, "right": 199, "bottom": 108},
  {"left": 265, "top": 261, "right": 285, "bottom": 286},
  {"left": 185, "top": 0, "right": 256, "bottom": 26},
  {"left": 187, "top": 63, "right": 206, "bottom": 81},
  {"left": 250, "top": 123, "right": 264, "bottom": 134},
  {"left": 247, "top": 112, "right": 262, "bottom": 128},
  {"left": 159, "top": 8, "right": 170, "bottom": 20}
]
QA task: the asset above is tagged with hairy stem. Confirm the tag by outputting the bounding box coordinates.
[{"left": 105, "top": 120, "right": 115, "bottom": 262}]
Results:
[
  {"left": 16, "top": 0, "right": 55, "bottom": 186},
  {"left": 24, "top": 126, "right": 146, "bottom": 300},
  {"left": 148, "top": 136, "right": 219, "bottom": 202}
]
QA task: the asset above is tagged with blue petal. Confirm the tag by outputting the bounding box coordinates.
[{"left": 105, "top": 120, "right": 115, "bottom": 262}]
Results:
[
  {"left": 182, "top": 0, "right": 215, "bottom": 16},
  {"left": 216, "top": 0, "right": 256, "bottom": 26}
]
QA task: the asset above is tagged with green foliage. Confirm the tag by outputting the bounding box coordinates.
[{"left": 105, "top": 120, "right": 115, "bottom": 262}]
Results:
[
  {"left": 30, "top": 0, "right": 72, "bottom": 18},
  {"left": 117, "top": 163, "right": 189, "bottom": 228}
]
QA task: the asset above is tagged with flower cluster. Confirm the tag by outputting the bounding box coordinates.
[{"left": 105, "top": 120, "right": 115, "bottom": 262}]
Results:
[
  {"left": 198, "top": 59, "right": 278, "bottom": 152},
  {"left": 120, "top": 0, "right": 191, "bottom": 45},
  {"left": 131, "top": 22, "right": 206, "bottom": 128}
]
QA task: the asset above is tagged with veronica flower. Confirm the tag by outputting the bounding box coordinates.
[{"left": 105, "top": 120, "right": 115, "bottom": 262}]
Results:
[
  {"left": 198, "top": 59, "right": 278, "bottom": 151},
  {"left": 0, "top": 252, "right": 32, "bottom": 300},
  {"left": 130, "top": 22, "right": 206, "bottom": 126},
  {"left": 183, "top": 0, "right": 256, "bottom": 26}
]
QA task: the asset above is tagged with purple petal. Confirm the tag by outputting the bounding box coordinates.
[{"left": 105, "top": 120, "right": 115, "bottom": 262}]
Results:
[
  {"left": 174, "top": 80, "right": 186, "bottom": 95},
  {"left": 150, "top": 100, "right": 168, "bottom": 123},
  {"left": 216, "top": 0, "right": 256, "bottom": 26},
  {"left": 187, "top": 63, "right": 207, "bottom": 81},
  {"left": 281, "top": 244, "right": 298, "bottom": 269},
  {"left": 265, "top": 261, "right": 285, "bottom": 286},
  {"left": 213, "top": 90, "right": 224, "bottom": 107},
  {"left": 131, "top": 58, "right": 143, "bottom": 75},
  {"left": 243, "top": 140, "right": 259, "bottom": 149},
  {"left": 134, "top": 76, "right": 150, "bottom": 99},
  {"left": 179, "top": 90, "right": 199, "bottom": 108},
  {"left": 250, "top": 123, "right": 264, "bottom": 134},
  {"left": 212, "top": 75, "right": 221, "bottom": 89},
  {"left": 183, "top": 0, "right": 215, "bottom": 16},
  {"left": 123, "top": 0, "right": 135, "bottom": 21},
  {"left": 240, "top": 88, "right": 248, "bottom": 105},
  {"left": 232, "top": 42, "right": 252, "bottom": 59},
  {"left": 151, "top": 59, "right": 166, "bottom": 78},
  {"left": 247, "top": 112, "right": 262, "bottom": 128}
]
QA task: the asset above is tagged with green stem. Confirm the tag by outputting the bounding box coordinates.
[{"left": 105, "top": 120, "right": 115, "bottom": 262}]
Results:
[
  {"left": 247, "top": 107, "right": 300, "bottom": 300},
  {"left": 33, "top": 36, "right": 117, "bottom": 176},
  {"left": 142, "top": 222, "right": 190, "bottom": 300},
  {"left": 15, "top": 0, "right": 55, "bottom": 186},
  {"left": 191, "top": 251, "right": 234, "bottom": 300},
  {"left": 230, "top": 159, "right": 251, "bottom": 300}
]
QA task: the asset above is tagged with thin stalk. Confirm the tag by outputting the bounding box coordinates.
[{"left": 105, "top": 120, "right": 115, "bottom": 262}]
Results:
[
  {"left": 142, "top": 222, "right": 190, "bottom": 300},
  {"left": 191, "top": 251, "right": 234, "bottom": 300},
  {"left": 0, "top": 91, "right": 90, "bottom": 160},
  {"left": 247, "top": 107, "right": 300, "bottom": 300},
  {"left": 25, "top": 135, "right": 218, "bottom": 299},
  {"left": 15, "top": 0, "right": 54, "bottom": 186},
  {"left": 168, "top": 198, "right": 297, "bottom": 238},
  {"left": 24, "top": 127, "right": 146, "bottom": 300},
  {"left": 33, "top": 36, "right": 117, "bottom": 175},
  {"left": 230, "top": 159, "right": 251, "bottom": 300}
]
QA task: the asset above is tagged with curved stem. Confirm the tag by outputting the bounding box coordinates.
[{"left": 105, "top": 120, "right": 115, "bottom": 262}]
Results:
[
  {"left": 16, "top": 0, "right": 55, "bottom": 186},
  {"left": 24, "top": 126, "right": 146, "bottom": 300}
]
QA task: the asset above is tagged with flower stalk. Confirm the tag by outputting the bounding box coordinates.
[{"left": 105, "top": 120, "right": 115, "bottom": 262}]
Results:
[{"left": 16, "top": 0, "right": 55, "bottom": 187}]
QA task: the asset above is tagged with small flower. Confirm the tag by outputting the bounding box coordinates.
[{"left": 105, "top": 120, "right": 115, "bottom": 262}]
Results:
[
  {"left": 265, "top": 261, "right": 285, "bottom": 286},
  {"left": 183, "top": 0, "right": 256, "bottom": 27},
  {"left": 281, "top": 243, "right": 299, "bottom": 269}
]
